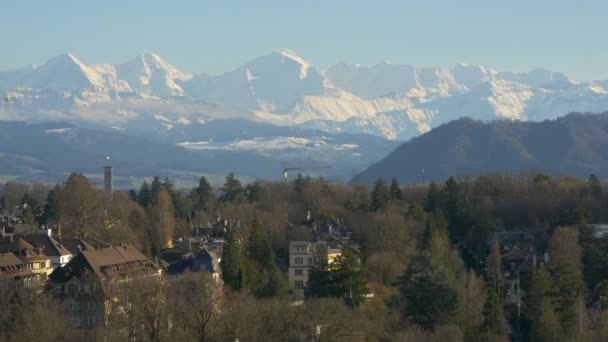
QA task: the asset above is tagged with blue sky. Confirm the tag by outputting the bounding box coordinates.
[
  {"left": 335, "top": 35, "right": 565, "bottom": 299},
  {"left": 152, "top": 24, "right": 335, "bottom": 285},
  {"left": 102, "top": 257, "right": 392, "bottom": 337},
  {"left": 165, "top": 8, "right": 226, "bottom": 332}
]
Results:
[{"left": 1, "top": 0, "right": 607, "bottom": 80}]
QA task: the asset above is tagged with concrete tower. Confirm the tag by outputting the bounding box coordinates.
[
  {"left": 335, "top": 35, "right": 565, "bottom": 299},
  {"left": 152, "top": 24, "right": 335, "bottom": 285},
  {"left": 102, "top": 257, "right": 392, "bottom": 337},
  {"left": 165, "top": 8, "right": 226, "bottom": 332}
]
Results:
[{"left": 104, "top": 156, "right": 113, "bottom": 200}]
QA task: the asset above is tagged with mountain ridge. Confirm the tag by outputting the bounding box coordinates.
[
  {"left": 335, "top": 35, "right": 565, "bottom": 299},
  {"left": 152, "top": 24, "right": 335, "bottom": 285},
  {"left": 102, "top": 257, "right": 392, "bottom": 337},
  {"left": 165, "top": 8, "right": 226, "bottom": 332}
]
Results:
[
  {"left": 351, "top": 112, "right": 608, "bottom": 185},
  {"left": 0, "top": 50, "right": 606, "bottom": 142}
]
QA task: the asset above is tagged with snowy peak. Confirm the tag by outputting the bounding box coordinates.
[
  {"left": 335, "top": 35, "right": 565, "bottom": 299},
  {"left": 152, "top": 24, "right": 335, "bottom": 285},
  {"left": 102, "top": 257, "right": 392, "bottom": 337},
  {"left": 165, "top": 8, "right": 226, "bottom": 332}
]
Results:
[
  {"left": 277, "top": 49, "right": 311, "bottom": 80},
  {"left": 496, "top": 68, "right": 572, "bottom": 89},
  {"left": 115, "top": 51, "right": 192, "bottom": 96},
  {"left": 450, "top": 63, "right": 497, "bottom": 89},
  {"left": 23, "top": 53, "right": 106, "bottom": 90}
]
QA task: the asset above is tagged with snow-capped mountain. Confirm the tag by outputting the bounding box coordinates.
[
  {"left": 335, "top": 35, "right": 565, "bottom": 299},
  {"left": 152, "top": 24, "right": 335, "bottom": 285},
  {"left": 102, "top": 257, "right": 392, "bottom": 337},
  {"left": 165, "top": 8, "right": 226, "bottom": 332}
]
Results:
[{"left": 2, "top": 50, "right": 608, "bottom": 141}]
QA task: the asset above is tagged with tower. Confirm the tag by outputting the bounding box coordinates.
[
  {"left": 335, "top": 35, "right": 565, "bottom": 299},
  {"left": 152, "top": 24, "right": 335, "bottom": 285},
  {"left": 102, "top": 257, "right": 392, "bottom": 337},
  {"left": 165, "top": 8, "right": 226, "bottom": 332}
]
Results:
[{"left": 104, "top": 156, "right": 113, "bottom": 200}]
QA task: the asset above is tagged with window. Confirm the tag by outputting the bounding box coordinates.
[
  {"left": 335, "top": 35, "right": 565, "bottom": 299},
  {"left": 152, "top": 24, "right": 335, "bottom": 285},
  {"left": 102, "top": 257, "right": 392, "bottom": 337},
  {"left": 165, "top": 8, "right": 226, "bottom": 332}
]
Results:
[
  {"left": 83, "top": 284, "right": 91, "bottom": 294},
  {"left": 308, "top": 257, "right": 313, "bottom": 264},
  {"left": 55, "top": 284, "right": 64, "bottom": 294},
  {"left": 69, "top": 299, "right": 80, "bottom": 311},
  {"left": 88, "top": 301, "right": 96, "bottom": 311},
  {"left": 295, "top": 280, "right": 304, "bottom": 287},
  {"left": 88, "top": 315, "right": 96, "bottom": 327},
  {"left": 295, "top": 257, "right": 303, "bottom": 265},
  {"left": 68, "top": 317, "right": 80, "bottom": 327},
  {"left": 67, "top": 284, "right": 79, "bottom": 296},
  {"left": 295, "top": 268, "right": 303, "bottom": 276}
]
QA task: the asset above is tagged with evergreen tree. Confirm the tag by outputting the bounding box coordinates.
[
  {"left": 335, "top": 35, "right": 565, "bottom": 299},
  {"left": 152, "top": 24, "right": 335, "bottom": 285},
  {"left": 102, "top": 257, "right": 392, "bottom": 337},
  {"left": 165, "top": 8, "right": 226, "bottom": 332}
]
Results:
[
  {"left": 246, "top": 223, "right": 286, "bottom": 298},
  {"left": 308, "top": 246, "right": 368, "bottom": 305},
  {"left": 422, "top": 211, "right": 448, "bottom": 250},
  {"left": 553, "top": 264, "right": 581, "bottom": 334},
  {"left": 370, "top": 177, "right": 390, "bottom": 211},
  {"left": 397, "top": 252, "right": 462, "bottom": 330},
  {"left": 482, "top": 288, "right": 503, "bottom": 335},
  {"left": 525, "top": 267, "right": 552, "bottom": 324},
  {"left": 532, "top": 300, "right": 564, "bottom": 342},
  {"left": 128, "top": 189, "right": 138, "bottom": 203},
  {"left": 245, "top": 182, "right": 263, "bottom": 203},
  {"left": 138, "top": 181, "right": 152, "bottom": 208},
  {"left": 43, "top": 186, "right": 61, "bottom": 224},
  {"left": 220, "top": 173, "right": 243, "bottom": 202},
  {"left": 426, "top": 181, "right": 443, "bottom": 212},
  {"left": 389, "top": 178, "right": 403, "bottom": 200},
  {"left": 443, "top": 177, "right": 469, "bottom": 239},
  {"left": 192, "top": 176, "right": 213, "bottom": 209},
  {"left": 220, "top": 230, "right": 242, "bottom": 290},
  {"left": 150, "top": 176, "right": 163, "bottom": 205}
]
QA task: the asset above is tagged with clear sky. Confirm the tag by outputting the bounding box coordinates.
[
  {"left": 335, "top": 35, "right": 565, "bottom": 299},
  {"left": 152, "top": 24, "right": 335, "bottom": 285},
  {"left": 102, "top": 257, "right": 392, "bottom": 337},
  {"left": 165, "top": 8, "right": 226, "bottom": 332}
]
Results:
[{"left": 1, "top": 0, "right": 607, "bottom": 80}]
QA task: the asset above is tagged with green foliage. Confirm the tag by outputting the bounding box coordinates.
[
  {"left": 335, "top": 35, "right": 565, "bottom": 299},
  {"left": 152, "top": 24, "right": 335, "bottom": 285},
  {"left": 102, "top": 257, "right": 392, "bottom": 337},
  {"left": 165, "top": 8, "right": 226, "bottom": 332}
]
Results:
[
  {"left": 481, "top": 288, "right": 503, "bottom": 335},
  {"left": 138, "top": 181, "right": 152, "bottom": 208},
  {"left": 397, "top": 252, "right": 462, "bottom": 330},
  {"left": 220, "top": 230, "right": 243, "bottom": 290},
  {"left": 532, "top": 300, "right": 564, "bottom": 342},
  {"left": 552, "top": 264, "right": 581, "bottom": 333},
  {"left": 220, "top": 172, "right": 244, "bottom": 202},
  {"left": 246, "top": 223, "right": 286, "bottom": 298},
  {"left": 308, "top": 247, "right": 368, "bottom": 305},
  {"left": 370, "top": 177, "right": 390, "bottom": 211},
  {"left": 525, "top": 267, "right": 552, "bottom": 321},
  {"left": 191, "top": 176, "right": 214, "bottom": 209},
  {"left": 389, "top": 177, "right": 403, "bottom": 200}
]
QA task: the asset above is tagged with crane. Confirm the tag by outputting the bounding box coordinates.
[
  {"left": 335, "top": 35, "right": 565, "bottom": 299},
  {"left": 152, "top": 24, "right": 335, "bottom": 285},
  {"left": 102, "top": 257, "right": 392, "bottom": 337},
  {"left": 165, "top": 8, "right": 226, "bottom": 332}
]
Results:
[{"left": 283, "top": 165, "right": 333, "bottom": 181}]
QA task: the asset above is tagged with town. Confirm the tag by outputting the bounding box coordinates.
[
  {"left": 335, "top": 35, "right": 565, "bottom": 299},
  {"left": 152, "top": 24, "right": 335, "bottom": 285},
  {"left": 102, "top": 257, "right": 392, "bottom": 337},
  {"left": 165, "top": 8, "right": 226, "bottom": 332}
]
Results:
[{"left": 1, "top": 166, "right": 608, "bottom": 341}]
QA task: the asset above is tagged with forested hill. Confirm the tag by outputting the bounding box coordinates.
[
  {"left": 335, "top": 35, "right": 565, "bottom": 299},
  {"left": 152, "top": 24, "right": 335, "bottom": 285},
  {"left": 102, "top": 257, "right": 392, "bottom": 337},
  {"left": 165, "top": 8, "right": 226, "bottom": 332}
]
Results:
[{"left": 352, "top": 112, "right": 608, "bottom": 185}]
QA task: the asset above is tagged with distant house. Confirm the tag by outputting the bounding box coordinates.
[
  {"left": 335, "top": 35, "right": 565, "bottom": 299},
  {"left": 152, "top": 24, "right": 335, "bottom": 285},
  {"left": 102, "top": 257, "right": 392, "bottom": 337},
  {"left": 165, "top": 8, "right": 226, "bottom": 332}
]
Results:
[
  {"left": 48, "top": 244, "right": 161, "bottom": 330},
  {"left": 0, "top": 237, "right": 53, "bottom": 284},
  {"left": 16, "top": 230, "right": 73, "bottom": 269},
  {"left": 486, "top": 231, "right": 541, "bottom": 304},
  {"left": 55, "top": 236, "right": 95, "bottom": 255},
  {"left": 288, "top": 240, "right": 350, "bottom": 298},
  {"left": 0, "top": 252, "right": 38, "bottom": 288},
  {"left": 165, "top": 245, "right": 223, "bottom": 284}
]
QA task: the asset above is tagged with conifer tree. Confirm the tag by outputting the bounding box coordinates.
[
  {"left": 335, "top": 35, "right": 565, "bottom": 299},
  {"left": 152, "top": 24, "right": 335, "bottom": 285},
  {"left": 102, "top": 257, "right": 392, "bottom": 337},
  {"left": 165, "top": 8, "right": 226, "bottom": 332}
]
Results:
[
  {"left": 397, "top": 252, "right": 462, "bottom": 330},
  {"left": 389, "top": 177, "right": 403, "bottom": 200},
  {"left": 138, "top": 181, "right": 152, "bottom": 208},
  {"left": 220, "top": 230, "right": 242, "bottom": 290},
  {"left": 532, "top": 300, "right": 564, "bottom": 342},
  {"left": 221, "top": 173, "right": 243, "bottom": 202},
  {"left": 370, "top": 177, "right": 390, "bottom": 211}
]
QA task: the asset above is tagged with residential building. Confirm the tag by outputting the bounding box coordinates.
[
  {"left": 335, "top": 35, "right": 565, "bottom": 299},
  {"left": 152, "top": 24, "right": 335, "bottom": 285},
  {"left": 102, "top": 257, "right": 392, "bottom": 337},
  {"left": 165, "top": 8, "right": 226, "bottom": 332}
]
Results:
[
  {"left": 16, "top": 230, "right": 73, "bottom": 269},
  {"left": 0, "top": 252, "right": 37, "bottom": 289},
  {"left": 165, "top": 245, "right": 223, "bottom": 285},
  {"left": 288, "top": 240, "right": 344, "bottom": 297},
  {"left": 486, "top": 231, "right": 539, "bottom": 305},
  {"left": 0, "top": 237, "right": 53, "bottom": 283},
  {"left": 48, "top": 244, "right": 161, "bottom": 332}
]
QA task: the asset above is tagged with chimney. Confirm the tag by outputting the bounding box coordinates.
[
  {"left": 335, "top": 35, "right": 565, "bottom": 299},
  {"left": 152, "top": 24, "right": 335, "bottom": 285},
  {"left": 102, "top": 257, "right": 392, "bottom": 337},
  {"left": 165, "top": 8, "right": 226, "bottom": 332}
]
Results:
[{"left": 77, "top": 245, "right": 82, "bottom": 253}]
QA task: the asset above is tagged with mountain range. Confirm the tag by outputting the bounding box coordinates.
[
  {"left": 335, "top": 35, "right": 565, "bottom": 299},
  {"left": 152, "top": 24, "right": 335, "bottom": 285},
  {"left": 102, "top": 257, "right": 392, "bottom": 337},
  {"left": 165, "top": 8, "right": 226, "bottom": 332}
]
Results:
[
  {"left": 2, "top": 50, "right": 608, "bottom": 185},
  {"left": 352, "top": 112, "right": 608, "bottom": 185},
  {"left": 2, "top": 50, "right": 608, "bottom": 141}
]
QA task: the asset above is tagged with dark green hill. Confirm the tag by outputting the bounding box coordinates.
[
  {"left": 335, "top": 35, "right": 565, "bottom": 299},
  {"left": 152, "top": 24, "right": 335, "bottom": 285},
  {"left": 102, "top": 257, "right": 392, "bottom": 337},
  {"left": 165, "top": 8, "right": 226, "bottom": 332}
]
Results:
[{"left": 352, "top": 112, "right": 608, "bottom": 185}]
